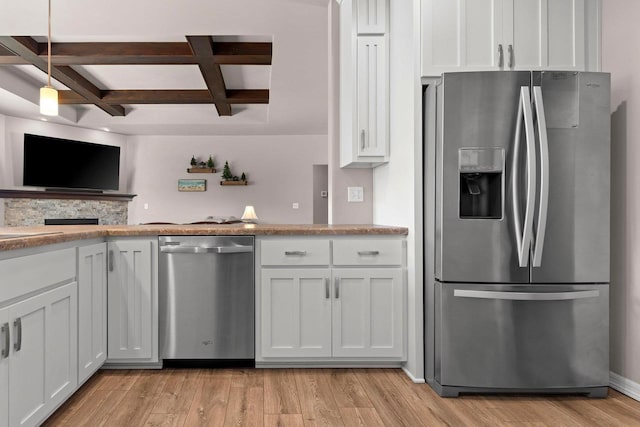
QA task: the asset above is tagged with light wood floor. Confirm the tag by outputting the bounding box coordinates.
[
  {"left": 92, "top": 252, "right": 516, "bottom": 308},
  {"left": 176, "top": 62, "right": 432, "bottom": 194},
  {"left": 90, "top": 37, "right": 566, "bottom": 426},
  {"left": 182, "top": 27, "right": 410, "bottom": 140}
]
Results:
[{"left": 43, "top": 368, "right": 640, "bottom": 426}]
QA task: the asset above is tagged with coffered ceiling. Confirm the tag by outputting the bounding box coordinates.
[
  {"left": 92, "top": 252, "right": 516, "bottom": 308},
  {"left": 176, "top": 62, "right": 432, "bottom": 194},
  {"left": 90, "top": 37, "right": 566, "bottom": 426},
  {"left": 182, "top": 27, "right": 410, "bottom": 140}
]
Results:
[{"left": 0, "top": 0, "right": 329, "bottom": 136}]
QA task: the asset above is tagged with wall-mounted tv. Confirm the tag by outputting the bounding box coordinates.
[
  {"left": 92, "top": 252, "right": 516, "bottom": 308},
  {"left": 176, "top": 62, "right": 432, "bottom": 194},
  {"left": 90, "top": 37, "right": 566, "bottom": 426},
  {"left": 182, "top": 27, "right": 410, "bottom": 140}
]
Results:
[{"left": 23, "top": 133, "right": 120, "bottom": 191}]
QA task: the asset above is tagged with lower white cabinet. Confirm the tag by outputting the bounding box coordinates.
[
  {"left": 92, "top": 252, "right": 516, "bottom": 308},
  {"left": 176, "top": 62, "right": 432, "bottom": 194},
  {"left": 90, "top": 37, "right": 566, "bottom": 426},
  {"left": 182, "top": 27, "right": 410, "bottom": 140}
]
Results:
[
  {"left": 261, "top": 269, "right": 332, "bottom": 358},
  {"left": 332, "top": 268, "right": 404, "bottom": 358},
  {"left": 3, "top": 282, "right": 77, "bottom": 427},
  {"left": 78, "top": 243, "right": 107, "bottom": 384},
  {"left": 258, "top": 237, "right": 406, "bottom": 361},
  {"left": 106, "top": 239, "right": 157, "bottom": 362}
]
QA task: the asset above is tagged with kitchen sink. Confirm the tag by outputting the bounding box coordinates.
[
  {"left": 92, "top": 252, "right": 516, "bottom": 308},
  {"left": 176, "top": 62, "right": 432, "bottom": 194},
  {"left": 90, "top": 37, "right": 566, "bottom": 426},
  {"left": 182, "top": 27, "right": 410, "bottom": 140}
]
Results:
[{"left": 0, "top": 231, "right": 62, "bottom": 240}]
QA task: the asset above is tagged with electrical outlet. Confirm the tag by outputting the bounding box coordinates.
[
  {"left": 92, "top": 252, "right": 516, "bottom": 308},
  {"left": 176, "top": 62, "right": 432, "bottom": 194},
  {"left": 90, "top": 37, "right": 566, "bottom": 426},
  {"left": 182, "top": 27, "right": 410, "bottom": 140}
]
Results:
[
  {"left": 143, "top": 203, "right": 149, "bottom": 210},
  {"left": 292, "top": 202, "right": 300, "bottom": 209},
  {"left": 347, "top": 187, "right": 364, "bottom": 202}
]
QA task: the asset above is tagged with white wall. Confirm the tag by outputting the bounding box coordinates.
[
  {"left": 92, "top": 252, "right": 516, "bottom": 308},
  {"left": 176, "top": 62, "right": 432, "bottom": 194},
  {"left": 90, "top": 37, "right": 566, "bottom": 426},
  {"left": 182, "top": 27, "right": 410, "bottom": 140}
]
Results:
[
  {"left": 126, "top": 134, "right": 327, "bottom": 224},
  {"left": 0, "top": 116, "right": 129, "bottom": 192},
  {"left": 373, "top": 0, "right": 424, "bottom": 380},
  {"left": 602, "top": 0, "right": 640, "bottom": 385},
  {"left": 0, "top": 114, "right": 6, "bottom": 225}
]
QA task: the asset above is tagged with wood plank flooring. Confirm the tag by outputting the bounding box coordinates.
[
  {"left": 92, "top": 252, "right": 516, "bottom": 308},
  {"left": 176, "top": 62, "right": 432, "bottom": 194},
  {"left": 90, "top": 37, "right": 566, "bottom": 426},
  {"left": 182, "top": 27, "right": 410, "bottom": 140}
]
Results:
[{"left": 43, "top": 368, "right": 640, "bottom": 426}]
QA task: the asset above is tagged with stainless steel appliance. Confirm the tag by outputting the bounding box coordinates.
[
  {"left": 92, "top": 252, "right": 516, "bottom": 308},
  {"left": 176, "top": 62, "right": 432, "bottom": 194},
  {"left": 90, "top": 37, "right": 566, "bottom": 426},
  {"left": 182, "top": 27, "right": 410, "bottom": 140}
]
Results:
[
  {"left": 159, "top": 236, "right": 254, "bottom": 363},
  {"left": 423, "top": 71, "right": 610, "bottom": 397}
]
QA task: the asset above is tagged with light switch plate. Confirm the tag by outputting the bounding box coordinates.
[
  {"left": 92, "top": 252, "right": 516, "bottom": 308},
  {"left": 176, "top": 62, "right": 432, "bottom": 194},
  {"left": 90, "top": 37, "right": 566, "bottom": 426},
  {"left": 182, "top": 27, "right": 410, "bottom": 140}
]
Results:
[
  {"left": 347, "top": 186, "right": 364, "bottom": 202},
  {"left": 292, "top": 202, "right": 300, "bottom": 209}
]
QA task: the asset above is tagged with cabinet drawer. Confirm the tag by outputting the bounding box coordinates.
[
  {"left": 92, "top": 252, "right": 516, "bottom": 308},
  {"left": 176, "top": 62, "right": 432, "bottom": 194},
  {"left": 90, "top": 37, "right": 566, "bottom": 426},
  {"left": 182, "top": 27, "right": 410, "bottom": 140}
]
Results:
[
  {"left": 333, "top": 239, "right": 402, "bottom": 266},
  {"left": 261, "top": 240, "right": 330, "bottom": 266}
]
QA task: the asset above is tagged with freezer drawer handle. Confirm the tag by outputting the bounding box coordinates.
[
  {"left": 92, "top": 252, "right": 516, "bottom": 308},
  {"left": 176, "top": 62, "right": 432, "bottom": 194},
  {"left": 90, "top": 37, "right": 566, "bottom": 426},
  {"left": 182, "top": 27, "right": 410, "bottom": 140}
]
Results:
[
  {"left": 1, "top": 323, "right": 9, "bottom": 358},
  {"left": 160, "top": 245, "right": 254, "bottom": 254},
  {"left": 453, "top": 289, "right": 600, "bottom": 301},
  {"left": 532, "top": 86, "right": 549, "bottom": 267}
]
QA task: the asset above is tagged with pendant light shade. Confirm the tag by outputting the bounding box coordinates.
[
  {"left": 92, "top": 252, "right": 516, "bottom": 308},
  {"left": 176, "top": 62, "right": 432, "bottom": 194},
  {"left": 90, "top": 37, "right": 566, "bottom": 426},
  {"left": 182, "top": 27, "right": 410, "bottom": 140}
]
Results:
[
  {"left": 40, "top": 0, "right": 58, "bottom": 116},
  {"left": 40, "top": 86, "right": 58, "bottom": 116}
]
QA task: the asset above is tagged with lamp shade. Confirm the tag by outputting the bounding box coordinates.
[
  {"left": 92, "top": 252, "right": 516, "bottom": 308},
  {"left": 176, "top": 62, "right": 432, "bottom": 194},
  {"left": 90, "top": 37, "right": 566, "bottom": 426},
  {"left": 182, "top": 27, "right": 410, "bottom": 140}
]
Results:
[
  {"left": 40, "top": 86, "right": 58, "bottom": 116},
  {"left": 241, "top": 205, "right": 258, "bottom": 222}
]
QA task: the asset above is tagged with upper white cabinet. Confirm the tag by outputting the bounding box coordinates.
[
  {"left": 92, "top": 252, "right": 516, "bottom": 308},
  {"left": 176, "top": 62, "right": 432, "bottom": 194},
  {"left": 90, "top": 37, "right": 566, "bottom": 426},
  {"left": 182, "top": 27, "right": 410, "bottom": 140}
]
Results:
[
  {"left": 340, "top": 0, "right": 390, "bottom": 168},
  {"left": 106, "top": 239, "right": 157, "bottom": 363},
  {"left": 421, "top": 0, "right": 600, "bottom": 76},
  {"left": 357, "top": 0, "right": 387, "bottom": 34},
  {"left": 77, "top": 243, "right": 107, "bottom": 385}
]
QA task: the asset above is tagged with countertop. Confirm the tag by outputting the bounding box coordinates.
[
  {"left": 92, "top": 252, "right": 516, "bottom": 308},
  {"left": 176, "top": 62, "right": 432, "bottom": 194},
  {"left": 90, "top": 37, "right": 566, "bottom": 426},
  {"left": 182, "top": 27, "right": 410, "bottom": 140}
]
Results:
[{"left": 0, "top": 224, "right": 409, "bottom": 251}]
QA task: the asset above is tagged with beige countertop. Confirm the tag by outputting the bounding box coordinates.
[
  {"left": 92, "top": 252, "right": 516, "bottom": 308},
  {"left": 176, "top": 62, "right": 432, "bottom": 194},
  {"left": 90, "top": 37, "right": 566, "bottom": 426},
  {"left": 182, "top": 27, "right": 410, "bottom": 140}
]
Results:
[{"left": 0, "top": 224, "right": 409, "bottom": 251}]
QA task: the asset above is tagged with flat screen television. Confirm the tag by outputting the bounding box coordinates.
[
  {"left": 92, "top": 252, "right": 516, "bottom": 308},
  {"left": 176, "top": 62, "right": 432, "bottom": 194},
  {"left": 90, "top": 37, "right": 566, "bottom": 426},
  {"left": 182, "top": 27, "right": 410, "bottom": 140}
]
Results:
[{"left": 23, "top": 133, "right": 120, "bottom": 191}]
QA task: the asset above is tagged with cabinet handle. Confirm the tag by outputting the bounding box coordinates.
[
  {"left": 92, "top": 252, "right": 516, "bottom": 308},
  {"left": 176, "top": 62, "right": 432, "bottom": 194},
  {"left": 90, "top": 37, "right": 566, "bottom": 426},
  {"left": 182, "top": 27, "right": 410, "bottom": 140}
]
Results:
[
  {"left": 13, "top": 318, "right": 22, "bottom": 352},
  {"left": 325, "top": 278, "right": 330, "bottom": 299},
  {"left": 334, "top": 277, "right": 340, "bottom": 299},
  {"left": 360, "top": 129, "right": 366, "bottom": 149},
  {"left": 108, "top": 250, "right": 114, "bottom": 272},
  {"left": 508, "top": 44, "right": 513, "bottom": 69},
  {"left": 357, "top": 250, "right": 380, "bottom": 256},
  {"left": 1, "top": 323, "right": 8, "bottom": 359},
  {"left": 498, "top": 44, "right": 504, "bottom": 68},
  {"left": 284, "top": 250, "right": 306, "bottom": 256}
]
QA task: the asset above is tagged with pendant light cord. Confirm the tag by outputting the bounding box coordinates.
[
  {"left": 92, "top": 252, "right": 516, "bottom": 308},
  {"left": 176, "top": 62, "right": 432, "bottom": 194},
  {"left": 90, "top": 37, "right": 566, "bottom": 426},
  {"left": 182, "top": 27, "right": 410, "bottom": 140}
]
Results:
[{"left": 47, "top": 0, "right": 52, "bottom": 87}]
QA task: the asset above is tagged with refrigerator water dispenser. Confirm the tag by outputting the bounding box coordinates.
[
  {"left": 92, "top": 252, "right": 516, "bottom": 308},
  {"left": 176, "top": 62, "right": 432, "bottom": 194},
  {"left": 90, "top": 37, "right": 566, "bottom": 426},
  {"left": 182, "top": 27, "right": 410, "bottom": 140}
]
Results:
[{"left": 459, "top": 148, "right": 504, "bottom": 219}]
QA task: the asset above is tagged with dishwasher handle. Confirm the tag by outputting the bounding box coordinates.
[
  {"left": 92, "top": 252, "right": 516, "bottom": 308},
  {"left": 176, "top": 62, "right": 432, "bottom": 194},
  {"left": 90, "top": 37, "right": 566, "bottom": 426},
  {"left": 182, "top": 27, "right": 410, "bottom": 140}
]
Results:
[{"left": 160, "top": 245, "right": 253, "bottom": 254}]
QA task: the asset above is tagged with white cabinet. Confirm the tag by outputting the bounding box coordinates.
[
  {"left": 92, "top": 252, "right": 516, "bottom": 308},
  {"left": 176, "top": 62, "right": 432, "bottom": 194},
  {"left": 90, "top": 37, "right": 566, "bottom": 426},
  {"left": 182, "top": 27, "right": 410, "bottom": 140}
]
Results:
[
  {"left": 421, "top": 0, "right": 598, "bottom": 76},
  {"left": 258, "top": 237, "right": 406, "bottom": 362},
  {"left": 340, "top": 0, "right": 390, "bottom": 167},
  {"left": 78, "top": 243, "right": 107, "bottom": 384},
  {"left": 6, "top": 283, "right": 77, "bottom": 427},
  {"left": 357, "top": 0, "right": 387, "bottom": 34},
  {"left": 106, "top": 239, "right": 157, "bottom": 363},
  {"left": 261, "top": 269, "right": 332, "bottom": 358},
  {"left": 0, "top": 308, "right": 9, "bottom": 427},
  {"left": 332, "top": 269, "right": 404, "bottom": 358}
]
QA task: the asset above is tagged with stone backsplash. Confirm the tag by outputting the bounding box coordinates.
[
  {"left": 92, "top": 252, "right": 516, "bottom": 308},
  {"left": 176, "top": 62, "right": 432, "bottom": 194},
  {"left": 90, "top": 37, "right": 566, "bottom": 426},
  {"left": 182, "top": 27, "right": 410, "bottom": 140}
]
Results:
[{"left": 4, "top": 198, "right": 128, "bottom": 226}]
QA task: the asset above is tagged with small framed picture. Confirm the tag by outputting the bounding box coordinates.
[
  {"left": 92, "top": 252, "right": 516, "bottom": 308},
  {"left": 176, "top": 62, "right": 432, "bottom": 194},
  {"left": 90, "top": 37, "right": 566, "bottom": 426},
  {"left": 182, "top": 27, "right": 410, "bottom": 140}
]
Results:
[{"left": 178, "top": 179, "right": 206, "bottom": 192}]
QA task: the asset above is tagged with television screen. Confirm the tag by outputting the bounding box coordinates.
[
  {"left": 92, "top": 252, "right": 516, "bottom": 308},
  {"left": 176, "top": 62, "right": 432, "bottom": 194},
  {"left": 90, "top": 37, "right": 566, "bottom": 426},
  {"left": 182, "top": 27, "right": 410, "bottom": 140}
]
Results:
[{"left": 23, "top": 134, "right": 120, "bottom": 191}]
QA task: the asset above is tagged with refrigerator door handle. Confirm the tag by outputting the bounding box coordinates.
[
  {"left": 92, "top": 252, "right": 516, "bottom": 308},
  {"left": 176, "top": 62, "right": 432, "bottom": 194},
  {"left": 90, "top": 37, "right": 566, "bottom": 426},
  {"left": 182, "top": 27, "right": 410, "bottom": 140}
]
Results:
[
  {"left": 512, "top": 87, "right": 537, "bottom": 267},
  {"left": 454, "top": 289, "right": 600, "bottom": 301},
  {"left": 532, "top": 86, "right": 549, "bottom": 267}
]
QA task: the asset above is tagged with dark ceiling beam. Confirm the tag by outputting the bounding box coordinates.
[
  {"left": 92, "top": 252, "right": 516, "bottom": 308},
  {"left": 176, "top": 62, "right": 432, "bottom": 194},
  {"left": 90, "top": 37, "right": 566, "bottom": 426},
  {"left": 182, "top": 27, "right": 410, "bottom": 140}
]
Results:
[
  {"left": 0, "top": 41, "right": 272, "bottom": 65},
  {"left": 0, "top": 36, "right": 125, "bottom": 116},
  {"left": 58, "top": 89, "right": 269, "bottom": 105},
  {"left": 187, "top": 36, "right": 232, "bottom": 116}
]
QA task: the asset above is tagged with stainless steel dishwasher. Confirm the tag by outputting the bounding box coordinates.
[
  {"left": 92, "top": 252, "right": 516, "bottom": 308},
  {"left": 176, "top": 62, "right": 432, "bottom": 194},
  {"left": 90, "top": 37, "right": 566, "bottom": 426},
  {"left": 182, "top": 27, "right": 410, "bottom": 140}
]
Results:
[{"left": 158, "top": 236, "right": 254, "bottom": 364}]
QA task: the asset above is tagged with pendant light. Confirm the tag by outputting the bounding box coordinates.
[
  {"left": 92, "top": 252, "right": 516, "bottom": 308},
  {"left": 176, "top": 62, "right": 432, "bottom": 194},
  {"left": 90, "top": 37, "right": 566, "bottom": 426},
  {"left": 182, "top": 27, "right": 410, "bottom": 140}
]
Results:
[{"left": 40, "top": 0, "right": 58, "bottom": 116}]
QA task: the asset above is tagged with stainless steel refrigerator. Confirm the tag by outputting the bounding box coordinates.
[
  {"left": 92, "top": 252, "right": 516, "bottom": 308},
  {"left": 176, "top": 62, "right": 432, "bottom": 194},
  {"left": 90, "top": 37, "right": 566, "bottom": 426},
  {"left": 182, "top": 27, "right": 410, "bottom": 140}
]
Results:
[{"left": 423, "top": 71, "right": 610, "bottom": 397}]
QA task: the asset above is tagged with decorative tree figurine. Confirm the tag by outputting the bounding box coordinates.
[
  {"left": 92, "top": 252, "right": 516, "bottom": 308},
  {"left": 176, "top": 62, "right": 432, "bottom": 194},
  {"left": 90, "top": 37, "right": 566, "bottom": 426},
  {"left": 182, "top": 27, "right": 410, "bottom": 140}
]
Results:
[
  {"left": 222, "top": 161, "right": 233, "bottom": 181},
  {"left": 207, "top": 155, "right": 215, "bottom": 169},
  {"left": 240, "top": 172, "right": 246, "bottom": 182},
  {"left": 190, "top": 155, "right": 197, "bottom": 167}
]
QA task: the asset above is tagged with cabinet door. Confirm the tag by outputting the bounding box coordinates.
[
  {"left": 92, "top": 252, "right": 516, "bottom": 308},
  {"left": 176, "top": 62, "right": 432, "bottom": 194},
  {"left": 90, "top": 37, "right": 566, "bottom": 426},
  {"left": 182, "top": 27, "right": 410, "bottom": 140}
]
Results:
[
  {"left": 261, "top": 269, "right": 332, "bottom": 358},
  {"left": 356, "top": 0, "right": 387, "bottom": 34},
  {"left": 507, "top": 0, "right": 585, "bottom": 70},
  {"left": 78, "top": 243, "right": 107, "bottom": 384},
  {"left": 422, "top": 0, "right": 504, "bottom": 76},
  {"left": 9, "top": 283, "right": 77, "bottom": 427},
  {"left": 332, "top": 269, "right": 404, "bottom": 358},
  {"left": 357, "top": 35, "right": 388, "bottom": 157},
  {"left": 107, "top": 241, "right": 153, "bottom": 360},
  {"left": 0, "top": 307, "right": 8, "bottom": 427}
]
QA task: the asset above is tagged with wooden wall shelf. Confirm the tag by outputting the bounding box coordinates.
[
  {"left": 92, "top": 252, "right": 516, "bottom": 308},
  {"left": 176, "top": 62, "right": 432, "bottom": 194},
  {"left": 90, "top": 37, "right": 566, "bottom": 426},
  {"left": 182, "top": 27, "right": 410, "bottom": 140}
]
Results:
[
  {"left": 220, "top": 180, "right": 248, "bottom": 186},
  {"left": 187, "top": 167, "right": 216, "bottom": 173},
  {"left": 0, "top": 189, "right": 137, "bottom": 202}
]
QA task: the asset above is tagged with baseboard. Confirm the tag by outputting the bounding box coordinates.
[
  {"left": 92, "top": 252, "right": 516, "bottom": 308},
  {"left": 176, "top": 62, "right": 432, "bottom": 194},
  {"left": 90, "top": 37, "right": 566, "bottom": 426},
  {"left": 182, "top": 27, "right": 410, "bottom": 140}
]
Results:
[
  {"left": 610, "top": 371, "right": 640, "bottom": 402},
  {"left": 402, "top": 366, "right": 426, "bottom": 383}
]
